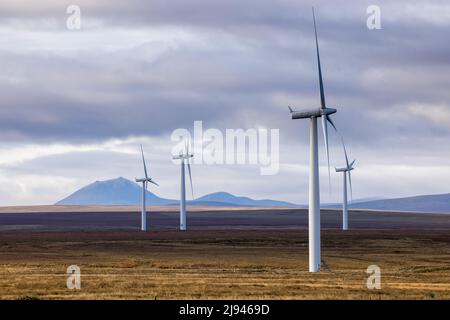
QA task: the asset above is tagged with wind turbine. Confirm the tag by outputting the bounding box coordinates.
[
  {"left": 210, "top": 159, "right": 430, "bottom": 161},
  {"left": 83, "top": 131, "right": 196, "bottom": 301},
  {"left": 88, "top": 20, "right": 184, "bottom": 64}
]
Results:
[
  {"left": 173, "top": 141, "right": 194, "bottom": 231},
  {"left": 135, "top": 145, "right": 159, "bottom": 231},
  {"left": 335, "top": 139, "right": 355, "bottom": 231},
  {"left": 288, "top": 8, "right": 341, "bottom": 272}
]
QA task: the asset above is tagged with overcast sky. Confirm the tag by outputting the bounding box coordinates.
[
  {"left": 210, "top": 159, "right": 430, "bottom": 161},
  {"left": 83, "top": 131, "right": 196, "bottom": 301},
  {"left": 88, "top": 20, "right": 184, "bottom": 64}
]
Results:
[{"left": 0, "top": 0, "right": 449, "bottom": 205}]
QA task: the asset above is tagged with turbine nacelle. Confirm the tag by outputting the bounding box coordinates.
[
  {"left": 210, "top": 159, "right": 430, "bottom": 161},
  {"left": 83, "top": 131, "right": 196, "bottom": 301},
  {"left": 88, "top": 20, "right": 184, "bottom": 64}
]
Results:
[
  {"left": 289, "top": 107, "right": 337, "bottom": 120},
  {"left": 336, "top": 158, "right": 356, "bottom": 172},
  {"left": 321, "top": 107, "right": 337, "bottom": 116},
  {"left": 173, "top": 154, "right": 194, "bottom": 160},
  {"left": 290, "top": 108, "right": 321, "bottom": 119},
  {"left": 135, "top": 177, "right": 159, "bottom": 186},
  {"left": 335, "top": 166, "right": 354, "bottom": 173}
]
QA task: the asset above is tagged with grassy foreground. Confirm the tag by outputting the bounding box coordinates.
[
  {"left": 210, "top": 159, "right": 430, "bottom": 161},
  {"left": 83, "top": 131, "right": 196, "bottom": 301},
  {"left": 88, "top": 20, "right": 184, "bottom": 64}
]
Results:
[{"left": 0, "top": 229, "right": 449, "bottom": 299}]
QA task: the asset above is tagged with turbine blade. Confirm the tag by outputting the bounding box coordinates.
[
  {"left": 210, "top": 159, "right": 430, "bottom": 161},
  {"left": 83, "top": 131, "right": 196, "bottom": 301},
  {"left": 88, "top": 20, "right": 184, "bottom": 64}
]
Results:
[
  {"left": 187, "top": 163, "right": 194, "bottom": 200},
  {"left": 341, "top": 137, "right": 350, "bottom": 169},
  {"left": 140, "top": 144, "right": 148, "bottom": 179},
  {"left": 288, "top": 106, "right": 294, "bottom": 113},
  {"left": 150, "top": 180, "right": 159, "bottom": 187},
  {"left": 326, "top": 117, "right": 354, "bottom": 200},
  {"left": 328, "top": 118, "right": 350, "bottom": 169},
  {"left": 321, "top": 115, "right": 331, "bottom": 191},
  {"left": 327, "top": 116, "right": 337, "bottom": 131},
  {"left": 144, "top": 180, "right": 148, "bottom": 192},
  {"left": 348, "top": 170, "right": 353, "bottom": 201},
  {"left": 188, "top": 139, "right": 192, "bottom": 156},
  {"left": 312, "top": 7, "right": 326, "bottom": 109}
]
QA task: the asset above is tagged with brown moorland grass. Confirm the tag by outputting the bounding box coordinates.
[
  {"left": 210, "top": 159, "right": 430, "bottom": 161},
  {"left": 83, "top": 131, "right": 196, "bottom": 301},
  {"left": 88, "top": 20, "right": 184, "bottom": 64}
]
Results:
[{"left": 0, "top": 229, "right": 449, "bottom": 300}]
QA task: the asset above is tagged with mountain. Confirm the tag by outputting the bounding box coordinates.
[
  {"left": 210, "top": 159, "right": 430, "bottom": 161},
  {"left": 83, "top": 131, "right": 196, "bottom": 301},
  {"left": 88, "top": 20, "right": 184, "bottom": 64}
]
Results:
[
  {"left": 194, "top": 192, "right": 298, "bottom": 207},
  {"left": 350, "top": 197, "right": 385, "bottom": 204},
  {"left": 56, "top": 177, "right": 175, "bottom": 205},
  {"left": 56, "top": 178, "right": 299, "bottom": 207},
  {"left": 55, "top": 178, "right": 450, "bottom": 212},
  {"left": 349, "top": 193, "right": 450, "bottom": 213},
  {"left": 322, "top": 197, "right": 386, "bottom": 208}
]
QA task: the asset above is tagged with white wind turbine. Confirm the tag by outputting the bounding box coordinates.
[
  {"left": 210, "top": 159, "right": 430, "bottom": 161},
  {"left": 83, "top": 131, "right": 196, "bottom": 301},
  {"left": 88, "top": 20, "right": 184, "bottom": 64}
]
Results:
[
  {"left": 288, "top": 8, "right": 342, "bottom": 272},
  {"left": 173, "top": 142, "right": 194, "bottom": 231},
  {"left": 335, "top": 139, "right": 355, "bottom": 231},
  {"left": 135, "top": 145, "right": 159, "bottom": 231}
]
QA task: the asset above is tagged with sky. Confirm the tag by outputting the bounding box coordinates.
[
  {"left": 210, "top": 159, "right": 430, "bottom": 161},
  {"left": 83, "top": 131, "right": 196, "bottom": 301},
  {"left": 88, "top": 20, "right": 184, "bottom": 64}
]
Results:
[{"left": 0, "top": 0, "right": 449, "bottom": 205}]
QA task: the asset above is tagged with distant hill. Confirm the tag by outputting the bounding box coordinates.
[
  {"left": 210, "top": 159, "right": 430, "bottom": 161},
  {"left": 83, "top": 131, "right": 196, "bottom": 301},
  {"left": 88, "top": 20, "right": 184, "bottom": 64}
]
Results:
[
  {"left": 195, "top": 192, "right": 298, "bottom": 207},
  {"left": 56, "top": 178, "right": 450, "bottom": 212},
  {"left": 349, "top": 193, "right": 450, "bottom": 213},
  {"left": 56, "top": 178, "right": 299, "bottom": 207},
  {"left": 56, "top": 177, "right": 175, "bottom": 205},
  {"left": 350, "top": 197, "right": 385, "bottom": 204},
  {"left": 322, "top": 197, "right": 385, "bottom": 208}
]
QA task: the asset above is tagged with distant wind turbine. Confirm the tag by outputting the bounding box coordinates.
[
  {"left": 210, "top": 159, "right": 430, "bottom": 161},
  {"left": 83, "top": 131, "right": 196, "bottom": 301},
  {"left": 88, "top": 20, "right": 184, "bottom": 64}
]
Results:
[
  {"left": 173, "top": 141, "right": 194, "bottom": 231},
  {"left": 288, "top": 8, "right": 343, "bottom": 272},
  {"left": 335, "top": 139, "right": 355, "bottom": 231},
  {"left": 135, "top": 145, "right": 159, "bottom": 231}
]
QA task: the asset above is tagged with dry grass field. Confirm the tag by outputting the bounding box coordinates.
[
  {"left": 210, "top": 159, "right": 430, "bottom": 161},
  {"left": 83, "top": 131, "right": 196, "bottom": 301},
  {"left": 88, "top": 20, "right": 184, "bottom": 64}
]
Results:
[{"left": 1, "top": 228, "right": 449, "bottom": 300}]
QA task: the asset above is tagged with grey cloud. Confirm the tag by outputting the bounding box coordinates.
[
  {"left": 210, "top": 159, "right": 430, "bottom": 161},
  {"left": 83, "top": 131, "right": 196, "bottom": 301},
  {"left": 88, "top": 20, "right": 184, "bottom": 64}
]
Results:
[{"left": 0, "top": 0, "right": 450, "bottom": 204}]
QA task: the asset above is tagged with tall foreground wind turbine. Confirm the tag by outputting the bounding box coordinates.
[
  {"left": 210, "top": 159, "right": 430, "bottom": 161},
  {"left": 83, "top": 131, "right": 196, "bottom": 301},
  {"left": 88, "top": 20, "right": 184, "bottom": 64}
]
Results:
[
  {"left": 288, "top": 8, "right": 342, "bottom": 272},
  {"left": 135, "top": 145, "right": 159, "bottom": 231},
  {"left": 335, "top": 140, "right": 355, "bottom": 231},
  {"left": 173, "top": 142, "right": 194, "bottom": 231}
]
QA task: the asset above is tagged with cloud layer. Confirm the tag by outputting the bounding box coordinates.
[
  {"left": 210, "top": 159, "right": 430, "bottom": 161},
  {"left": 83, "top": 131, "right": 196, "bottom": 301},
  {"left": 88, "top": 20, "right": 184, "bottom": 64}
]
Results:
[{"left": 0, "top": 0, "right": 449, "bottom": 204}]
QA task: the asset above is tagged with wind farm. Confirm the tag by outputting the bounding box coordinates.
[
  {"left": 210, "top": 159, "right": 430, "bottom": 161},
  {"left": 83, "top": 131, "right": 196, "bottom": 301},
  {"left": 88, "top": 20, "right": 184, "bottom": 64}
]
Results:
[{"left": 1, "top": 1, "right": 450, "bottom": 303}]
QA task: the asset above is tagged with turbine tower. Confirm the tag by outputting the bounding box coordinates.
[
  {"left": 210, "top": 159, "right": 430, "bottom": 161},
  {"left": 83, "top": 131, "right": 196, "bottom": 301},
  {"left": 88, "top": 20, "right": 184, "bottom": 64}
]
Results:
[
  {"left": 135, "top": 145, "right": 159, "bottom": 231},
  {"left": 335, "top": 140, "right": 355, "bottom": 231},
  {"left": 173, "top": 142, "right": 194, "bottom": 231},
  {"left": 288, "top": 8, "right": 341, "bottom": 272}
]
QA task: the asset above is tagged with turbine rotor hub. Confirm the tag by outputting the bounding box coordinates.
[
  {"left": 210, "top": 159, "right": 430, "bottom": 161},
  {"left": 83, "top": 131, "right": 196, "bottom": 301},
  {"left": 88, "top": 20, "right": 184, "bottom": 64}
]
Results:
[{"left": 321, "top": 107, "right": 337, "bottom": 116}]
